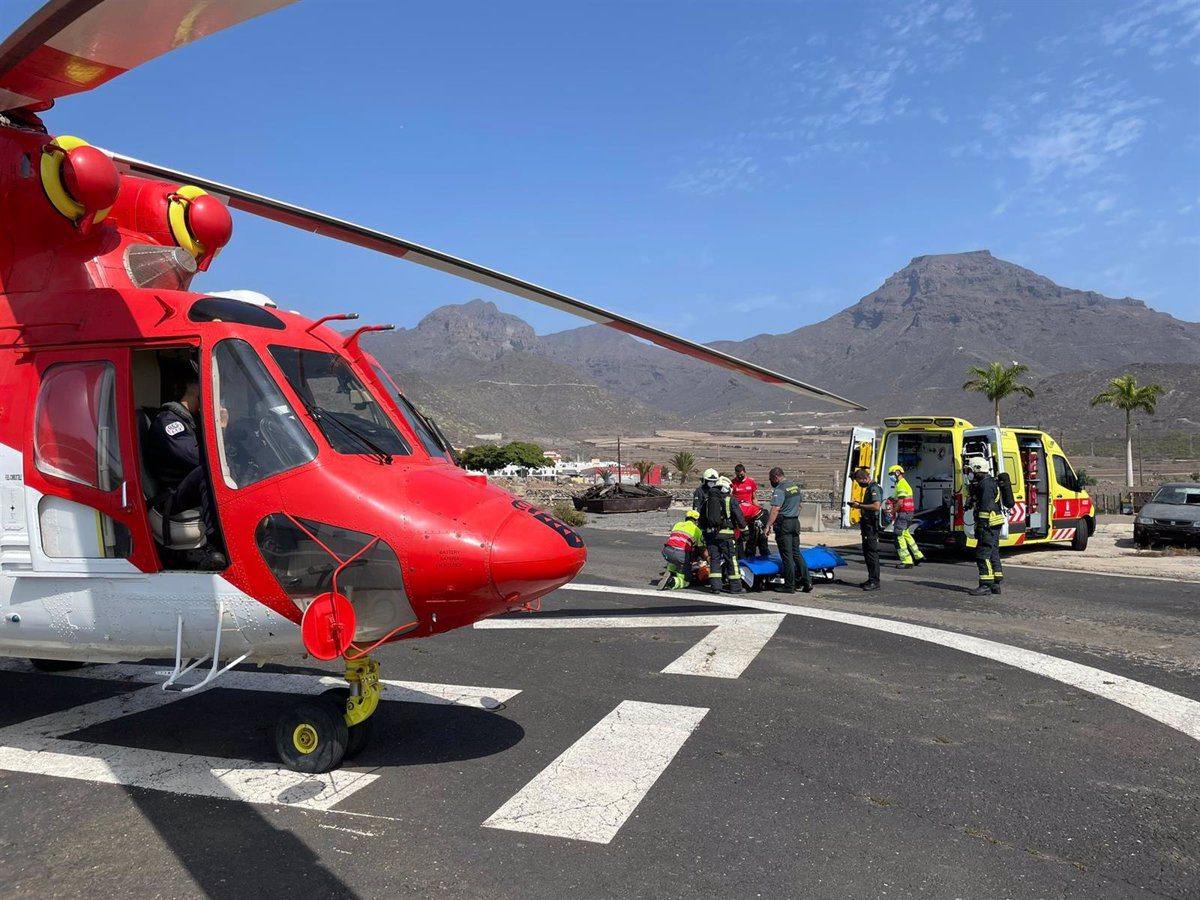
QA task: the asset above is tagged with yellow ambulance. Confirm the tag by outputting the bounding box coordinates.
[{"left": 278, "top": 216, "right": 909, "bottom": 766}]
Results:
[{"left": 842, "top": 417, "right": 1096, "bottom": 551}]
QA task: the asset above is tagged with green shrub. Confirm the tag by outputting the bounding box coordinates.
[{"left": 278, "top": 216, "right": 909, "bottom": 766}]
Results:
[{"left": 552, "top": 501, "right": 587, "bottom": 528}]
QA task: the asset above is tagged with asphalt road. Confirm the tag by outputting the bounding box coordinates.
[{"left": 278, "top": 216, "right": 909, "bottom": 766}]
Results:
[{"left": 0, "top": 526, "right": 1197, "bottom": 899}]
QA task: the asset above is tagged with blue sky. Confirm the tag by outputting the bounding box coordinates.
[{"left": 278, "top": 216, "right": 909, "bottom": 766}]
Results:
[{"left": 4, "top": 0, "right": 1198, "bottom": 341}]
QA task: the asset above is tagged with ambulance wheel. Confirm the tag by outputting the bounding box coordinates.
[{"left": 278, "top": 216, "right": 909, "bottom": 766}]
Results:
[
  {"left": 321, "top": 687, "right": 374, "bottom": 760},
  {"left": 1071, "top": 527, "right": 1088, "bottom": 552},
  {"left": 275, "top": 698, "right": 348, "bottom": 773},
  {"left": 29, "top": 658, "right": 85, "bottom": 672}
]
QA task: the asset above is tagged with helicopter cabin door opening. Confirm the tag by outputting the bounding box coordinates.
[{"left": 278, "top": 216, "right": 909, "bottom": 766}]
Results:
[
  {"left": 130, "top": 346, "right": 226, "bottom": 569},
  {"left": 874, "top": 424, "right": 957, "bottom": 543}
]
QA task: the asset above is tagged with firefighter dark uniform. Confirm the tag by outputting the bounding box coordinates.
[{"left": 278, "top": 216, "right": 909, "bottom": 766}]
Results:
[
  {"left": 703, "top": 486, "right": 746, "bottom": 593},
  {"left": 147, "top": 401, "right": 222, "bottom": 554},
  {"left": 858, "top": 480, "right": 883, "bottom": 589},
  {"left": 966, "top": 468, "right": 1005, "bottom": 595}
]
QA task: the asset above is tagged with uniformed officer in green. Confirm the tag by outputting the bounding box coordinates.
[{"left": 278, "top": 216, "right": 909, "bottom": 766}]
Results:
[
  {"left": 963, "top": 457, "right": 1005, "bottom": 596},
  {"left": 847, "top": 467, "right": 883, "bottom": 591},
  {"left": 764, "top": 466, "right": 812, "bottom": 593}
]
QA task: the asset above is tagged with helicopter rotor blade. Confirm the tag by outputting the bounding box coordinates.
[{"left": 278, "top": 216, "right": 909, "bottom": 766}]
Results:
[
  {"left": 0, "top": 0, "right": 296, "bottom": 113},
  {"left": 109, "top": 152, "right": 866, "bottom": 411}
]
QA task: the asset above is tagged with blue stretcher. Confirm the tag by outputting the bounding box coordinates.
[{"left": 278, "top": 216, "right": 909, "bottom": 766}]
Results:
[{"left": 739, "top": 546, "right": 847, "bottom": 590}]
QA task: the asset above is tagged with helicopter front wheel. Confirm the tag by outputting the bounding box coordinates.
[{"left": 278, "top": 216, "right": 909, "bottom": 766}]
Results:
[{"left": 275, "top": 698, "right": 348, "bottom": 774}]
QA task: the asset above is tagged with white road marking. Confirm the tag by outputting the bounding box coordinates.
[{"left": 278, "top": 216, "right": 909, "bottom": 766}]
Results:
[
  {"left": 557, "top": 583, "right": 1200, "bottom": 744},
  {"left": 476, "top": 614, "right": 784, "bottom": 679},
  {"left": 0, "top": 660, "right": 521, "bottom": 811},
  {"left": 483, "top": 700, "right": 708, "bottom": 844}
]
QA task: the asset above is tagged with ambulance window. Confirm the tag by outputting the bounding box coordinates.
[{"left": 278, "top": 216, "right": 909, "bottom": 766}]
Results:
[
  {"left": 34, "top": 361, "right": 123, "bottom": 490},
  {"left": 211, "top": 339, "right": 318, "bottom": 489},
  {"left": 268, "top": 347, "right": 411, "bottom": 458},
  {"left": 1052, "top": 455, "right": 1077, "bottom": 491}
]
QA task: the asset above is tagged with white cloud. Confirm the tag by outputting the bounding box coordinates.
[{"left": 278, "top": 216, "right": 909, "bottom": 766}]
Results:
[
  {"left": 1100, "top": 0, "right": 1200, "bottom": 64},
  {"left": 669, "top": 156, "right": 760, "bottom": 196}
]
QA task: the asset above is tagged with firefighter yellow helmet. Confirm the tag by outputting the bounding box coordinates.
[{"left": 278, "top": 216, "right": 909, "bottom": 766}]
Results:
[
  {"left": 685, "top": 509, "right": 700, "bottom": 520},
  {"left": 887, "top": 464, "right": 905, "bottom": 475},
  {"left": 702, "top": 468, "right": 719, "bottom": 482}
]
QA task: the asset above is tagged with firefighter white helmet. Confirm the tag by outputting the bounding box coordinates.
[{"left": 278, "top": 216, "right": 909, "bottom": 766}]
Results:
[
  {"left": 965, "top": 457, "right": 990, "bottom": 476},
  {"left": 702, "top": 468, "right": 719, "bottom": 482},
  {"left": 717, "top": 476, "right": 732, "bottom": 490}
]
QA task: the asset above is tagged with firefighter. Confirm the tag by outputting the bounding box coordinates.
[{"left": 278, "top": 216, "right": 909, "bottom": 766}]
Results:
[
  {"left": 846, "top": 467, "right": 883, "bottom": 591},
  {"left": 692, "top": 468, "right": 720, "bottom": 511},
  {"left": 887, "top": 464, "right": 925, "bottom": 569},
  {"left": 701, "top": 476, "right": 746, "bottom": 593},
  {"left": 659, "top": 510, "right": 708, "bottom": 590},
  {"left": 964, "top": 457, "right": 1005, "bottom": 596},
  {"left": 764, "top": 466, "right": 812, "bottom": 593}
]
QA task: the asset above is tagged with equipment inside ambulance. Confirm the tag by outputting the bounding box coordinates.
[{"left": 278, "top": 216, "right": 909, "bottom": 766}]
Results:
[{"left": 842, "top": 417, "right": 1095, "bottom": 552}]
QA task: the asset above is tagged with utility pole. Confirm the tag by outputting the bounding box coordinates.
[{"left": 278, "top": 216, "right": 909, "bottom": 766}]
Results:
[{"left": 617, "top": 436, "right": 622, "bottom": 486}]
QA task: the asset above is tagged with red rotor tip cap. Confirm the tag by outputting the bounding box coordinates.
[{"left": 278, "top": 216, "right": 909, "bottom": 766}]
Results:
[
  {"left": 186, "top": 193, "right": 233, "bottom": 270},
  {"left": 300, "top": 592, "right": 357, "bottom": 660},
  {"left": 61, "top": 146, "right": 120, "bottom": 232}
]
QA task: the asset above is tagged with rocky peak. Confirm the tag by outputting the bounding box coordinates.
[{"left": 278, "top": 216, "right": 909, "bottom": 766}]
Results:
[{"left": 412, "top": 299, "right": 536, "bottom": 362}]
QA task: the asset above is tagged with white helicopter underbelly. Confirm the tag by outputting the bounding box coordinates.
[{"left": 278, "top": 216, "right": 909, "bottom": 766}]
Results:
[{"left": 0, "top": 443, "right": 301, "bottom": 664}]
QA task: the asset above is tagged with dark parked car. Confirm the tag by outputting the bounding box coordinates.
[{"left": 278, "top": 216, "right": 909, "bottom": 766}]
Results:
[{"left": 1134, "top": 483, "right": 1200, "bottom": 548}]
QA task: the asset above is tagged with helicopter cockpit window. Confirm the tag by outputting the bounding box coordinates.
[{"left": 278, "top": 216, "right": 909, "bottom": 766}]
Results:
[
  {"left": 268, "top": 347, "right": 411, "bottom": 459},
  {"left": 211, "top": 339, "right": 317, "bottom": 489},
  {"left": 189, "top": 297, "right": 286, "bottom": 330},
  {"left": 34, "top": 361, "right": 123, "bottom": 489},
  {"left": 368, "top": 362, "right": 454, "bottom": 461}
]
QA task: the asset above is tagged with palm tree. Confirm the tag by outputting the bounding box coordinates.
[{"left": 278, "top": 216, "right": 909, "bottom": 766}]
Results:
[
  {"left": 962, "top": 362, "right": 1036, "bottom": 425},
  {"left": 634, "top": 459, "right": 656, "bottom": 483},
  {"left": 1090, "top": 374, "right": 1163, "bottom": 488},
  {"left": 671, "top": 451, "right": 696, "bottom": 484}
]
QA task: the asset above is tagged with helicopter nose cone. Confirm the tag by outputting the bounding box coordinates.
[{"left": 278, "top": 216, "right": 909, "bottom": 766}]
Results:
[{"left": 490, "top": 504, "right": 587, "bottom": 604}]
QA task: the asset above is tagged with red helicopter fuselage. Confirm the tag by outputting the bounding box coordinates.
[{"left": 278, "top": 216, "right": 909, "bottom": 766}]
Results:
[{"left": 0, "top": 121, "right": 587, "bottom": 661}]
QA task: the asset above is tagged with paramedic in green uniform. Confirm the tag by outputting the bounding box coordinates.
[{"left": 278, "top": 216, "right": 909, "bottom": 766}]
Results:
[
  {"left": 887, "top": 464, "right": 925, "bottom": 568},
  {"left": 764, "top": 467, "right": 812, "bottom": 593}
]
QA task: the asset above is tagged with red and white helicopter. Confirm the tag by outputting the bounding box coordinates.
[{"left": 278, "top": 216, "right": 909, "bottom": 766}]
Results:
[{"left": 0, "top": 0, "right": 862, "bottom": 772}]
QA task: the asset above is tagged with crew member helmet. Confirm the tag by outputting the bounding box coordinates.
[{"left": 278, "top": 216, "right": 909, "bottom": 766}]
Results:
[
  {"left": 685, "top": 509, "right": 700, "bottom": 521},
  {"left": 717, "top": 476, "right": 732, "bottom": 489},
  {"left": 702, "top": 468, "right": 719, "bottom": 482},
  {"left": 965, "top": 457, "right": 990, "bottom": 475},
  {"left": 887, "top": 465, "right": 905, "bottom": 475}
]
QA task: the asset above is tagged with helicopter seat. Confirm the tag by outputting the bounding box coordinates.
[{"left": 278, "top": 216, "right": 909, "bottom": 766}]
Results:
[{"left": 137, "top": 407, "right": 207, "bottom": 551}]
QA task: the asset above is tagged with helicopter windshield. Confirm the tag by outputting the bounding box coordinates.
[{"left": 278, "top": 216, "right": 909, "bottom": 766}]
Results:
[
  {"left": 367, "top": 362, "right": 455, "bottom": 462},
  {"left": 269, "top": 347, "right": 411, "bottom": 459}
]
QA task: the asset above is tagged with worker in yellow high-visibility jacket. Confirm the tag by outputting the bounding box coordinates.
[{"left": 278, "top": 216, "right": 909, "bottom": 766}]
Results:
[{"left": 887, "top": 464, "right": 925, "bottom": 569}]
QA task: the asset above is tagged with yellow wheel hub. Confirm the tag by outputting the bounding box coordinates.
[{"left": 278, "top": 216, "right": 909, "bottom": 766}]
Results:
[{"left": 292, "top": 723, "right": 319, "bottom": 755}]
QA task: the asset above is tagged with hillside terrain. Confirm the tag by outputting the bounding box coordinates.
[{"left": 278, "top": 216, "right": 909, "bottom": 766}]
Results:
[{"left": 363, "top": 251, "right": 1200, "bottom": 445}]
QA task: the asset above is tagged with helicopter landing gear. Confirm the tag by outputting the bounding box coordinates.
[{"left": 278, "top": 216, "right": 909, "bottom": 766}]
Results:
[{"left": 274, "top": 657, "right": 381, "bottom": 773}]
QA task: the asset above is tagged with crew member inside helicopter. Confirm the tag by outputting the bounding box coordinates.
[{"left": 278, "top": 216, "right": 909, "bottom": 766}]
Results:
[{"left": 147, "top": 375, "right": 228, "bottom": 571}]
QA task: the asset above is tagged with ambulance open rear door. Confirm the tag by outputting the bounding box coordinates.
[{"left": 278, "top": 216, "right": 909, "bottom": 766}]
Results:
[
  {"left": 961, "top": 426, "right": 1008, "bottom": 539},
  {"left": 842, "top": 427, "right": 877, "bottom": 528}
]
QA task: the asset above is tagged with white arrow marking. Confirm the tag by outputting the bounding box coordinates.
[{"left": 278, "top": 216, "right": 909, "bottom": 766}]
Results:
[
  {"left": 0, "top": 661, "right": 521, "bottom": 812},
  {"left": 484, "top": 699, "right": 708, "bottom": 844},
  {"left": 475, "top": 613, "right": 785, "bottom": 679}
]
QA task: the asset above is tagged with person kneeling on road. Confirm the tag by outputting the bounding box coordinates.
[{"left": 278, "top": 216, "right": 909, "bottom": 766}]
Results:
[
  {"left": 964, "top": 457, "right": 1005, "bottom": 596},
  {"left": 659, "top": 509, "right": 709, "bottom": 590},
  {"left": 847, "top": 467, "right": 883, "bottom": 591},
  {"left": 701, "top": 476, "right": 746, "bottom": 593},
  {"left": 764, "top": 466, "right": 812, "bottom": 593},
  {"left": 887, "top": 464, "right": 925, "bottom": 569}
]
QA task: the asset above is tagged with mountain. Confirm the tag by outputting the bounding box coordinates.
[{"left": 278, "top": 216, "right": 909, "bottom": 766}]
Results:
[
  {"left": 362, "top": 251, "right": 1200, "bottom": 444},
  {"left": 543, "top": 250, "right": 1200, "bottom": 417},
  {"left": 360, "top": 302, "right": 676, "bottom": 444}
]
